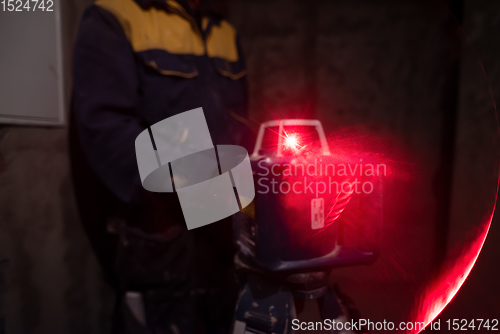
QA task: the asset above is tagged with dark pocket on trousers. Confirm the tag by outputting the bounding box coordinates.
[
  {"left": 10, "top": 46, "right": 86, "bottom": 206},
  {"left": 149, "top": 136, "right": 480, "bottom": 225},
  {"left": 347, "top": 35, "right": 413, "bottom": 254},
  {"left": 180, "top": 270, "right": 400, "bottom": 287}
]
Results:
[{"left": 115, "top": 224, "right": 195, "bottom": 291}]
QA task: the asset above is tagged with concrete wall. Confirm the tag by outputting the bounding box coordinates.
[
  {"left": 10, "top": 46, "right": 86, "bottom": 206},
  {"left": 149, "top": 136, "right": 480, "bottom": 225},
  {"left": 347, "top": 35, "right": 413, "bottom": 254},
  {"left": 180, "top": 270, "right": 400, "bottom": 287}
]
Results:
[
  {"left": 439, "top": 0, "right": 500, "bottom": 322},
  {"left": 0, "top": 128, "right": 114, "bottom": 334},
  {"left": 0, "top": 0, "right": 499, "bottom": 333},
  {"left": 0, "top": 1, "right": 114, "bottom": 333}
]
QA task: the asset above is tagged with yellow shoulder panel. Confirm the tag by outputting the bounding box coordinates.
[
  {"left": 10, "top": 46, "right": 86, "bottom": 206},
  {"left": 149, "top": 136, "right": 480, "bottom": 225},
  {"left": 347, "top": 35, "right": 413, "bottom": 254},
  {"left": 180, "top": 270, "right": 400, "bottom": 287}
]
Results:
[
  {"left": 206, "top": 20, "right": 239, "bottom": 62},
  {"left": 95, "top": 0, "right": 205, "bottom": 55}
]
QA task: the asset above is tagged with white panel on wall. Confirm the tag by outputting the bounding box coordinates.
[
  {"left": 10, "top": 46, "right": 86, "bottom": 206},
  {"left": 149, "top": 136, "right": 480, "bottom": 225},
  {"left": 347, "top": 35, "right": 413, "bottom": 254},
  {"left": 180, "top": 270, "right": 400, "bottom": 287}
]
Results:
[{"left": 0, "top": 0, "right": 64, "bottom": 125}]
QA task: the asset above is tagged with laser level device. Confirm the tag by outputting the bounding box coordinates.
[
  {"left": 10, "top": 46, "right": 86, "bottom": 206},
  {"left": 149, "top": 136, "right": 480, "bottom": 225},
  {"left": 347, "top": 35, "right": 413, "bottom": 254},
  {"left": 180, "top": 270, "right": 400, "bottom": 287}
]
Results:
[{"left": 233, "top": 119, "right": 383, "bottom": 334}]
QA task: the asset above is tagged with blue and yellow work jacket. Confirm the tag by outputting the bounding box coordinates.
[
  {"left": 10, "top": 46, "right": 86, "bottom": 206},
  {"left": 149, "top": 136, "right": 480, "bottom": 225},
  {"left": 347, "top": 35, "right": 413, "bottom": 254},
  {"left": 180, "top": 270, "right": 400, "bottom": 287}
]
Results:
[{"left": 71, "top": 0, "right": 250, "bottom": 206}]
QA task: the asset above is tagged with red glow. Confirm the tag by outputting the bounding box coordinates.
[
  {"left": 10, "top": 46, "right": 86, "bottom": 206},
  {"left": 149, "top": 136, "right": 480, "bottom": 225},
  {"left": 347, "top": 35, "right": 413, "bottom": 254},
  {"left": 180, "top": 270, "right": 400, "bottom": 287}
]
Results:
[
  {"left": 251, "top": 118, "right": 498, "bottom": 330},
  {"left": 325, "top": 182, "right": 355, "bottom": 225},
  {"left": 412, "top": 219, "right": 492, "bottom": 333},
  {"left": 284, "top": 133, "right": 300, "bottom": 151}
]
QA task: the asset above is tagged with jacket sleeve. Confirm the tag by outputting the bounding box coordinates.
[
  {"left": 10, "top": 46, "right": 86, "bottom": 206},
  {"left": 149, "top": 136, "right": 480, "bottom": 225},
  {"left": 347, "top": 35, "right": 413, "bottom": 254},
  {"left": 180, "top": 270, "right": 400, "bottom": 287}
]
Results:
[
  {"left": 72, "top": 5, "right": 144, "bottom": 204},
  {"left": 230, "top": 34, "right": 255, "bottom": 152}
]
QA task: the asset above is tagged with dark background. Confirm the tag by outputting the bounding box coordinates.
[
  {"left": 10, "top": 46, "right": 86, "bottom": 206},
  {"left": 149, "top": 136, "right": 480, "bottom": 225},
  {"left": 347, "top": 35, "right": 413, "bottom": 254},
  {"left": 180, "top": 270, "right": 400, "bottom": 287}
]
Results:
[{"left": 0, "top": 0, "right": 499, "bottom": 333}]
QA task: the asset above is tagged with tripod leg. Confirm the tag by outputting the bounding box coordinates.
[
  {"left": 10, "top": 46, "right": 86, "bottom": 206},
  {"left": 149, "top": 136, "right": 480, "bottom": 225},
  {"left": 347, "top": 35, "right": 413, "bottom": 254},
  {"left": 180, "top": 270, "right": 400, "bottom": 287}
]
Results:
[
  {"left": 318, "top": 287, "right": 356, "bottom": 334},
  {"left": 233, "top": 275, "right": 296, "bottom": 334}
]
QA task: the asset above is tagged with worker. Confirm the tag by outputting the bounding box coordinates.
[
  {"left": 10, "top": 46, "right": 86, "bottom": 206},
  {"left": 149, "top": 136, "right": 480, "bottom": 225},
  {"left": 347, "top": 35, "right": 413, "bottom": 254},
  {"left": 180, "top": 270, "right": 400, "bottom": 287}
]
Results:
[{"left": 69, "top": 0, "right": 251, "bottom": 332}]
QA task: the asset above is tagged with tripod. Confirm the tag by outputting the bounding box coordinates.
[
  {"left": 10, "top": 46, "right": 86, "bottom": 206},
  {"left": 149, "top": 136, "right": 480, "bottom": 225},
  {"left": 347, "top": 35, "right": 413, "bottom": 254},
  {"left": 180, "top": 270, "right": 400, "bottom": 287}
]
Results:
[{"left": 233, "top": 263, "right": 356, "bottom": 334}]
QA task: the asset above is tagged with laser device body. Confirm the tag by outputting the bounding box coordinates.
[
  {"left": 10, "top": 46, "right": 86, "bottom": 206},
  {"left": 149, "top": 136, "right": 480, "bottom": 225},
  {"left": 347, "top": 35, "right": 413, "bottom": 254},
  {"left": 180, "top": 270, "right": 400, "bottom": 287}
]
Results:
[{"left": 233, "top": 120, "right": 383, "bottom": 334}]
